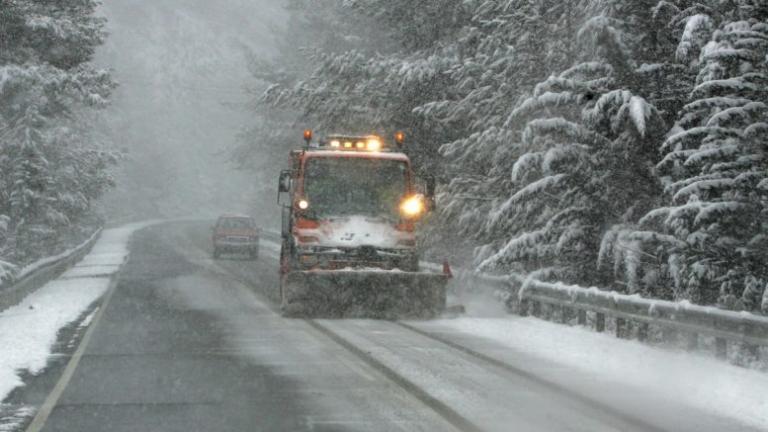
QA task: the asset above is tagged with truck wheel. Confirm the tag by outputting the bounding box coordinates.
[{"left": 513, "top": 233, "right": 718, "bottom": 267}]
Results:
[
  {"left": 213, "top": 247, "right": 220, "bottom": 259},
  {"left": 250, "top": 247, "right": 259, "bottom": 260}
]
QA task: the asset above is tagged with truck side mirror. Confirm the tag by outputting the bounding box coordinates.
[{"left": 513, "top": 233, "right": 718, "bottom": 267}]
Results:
[
  {"left": 278, "top": 171, "right": 291, "bottom": 193},
  {"left": 277, "top": 170, "right": 292, "bottom": 205}
]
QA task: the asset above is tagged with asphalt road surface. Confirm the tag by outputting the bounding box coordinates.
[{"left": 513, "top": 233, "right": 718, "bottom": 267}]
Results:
[{"left": 12, "top": 222, "right": 760, "bottom": 432}]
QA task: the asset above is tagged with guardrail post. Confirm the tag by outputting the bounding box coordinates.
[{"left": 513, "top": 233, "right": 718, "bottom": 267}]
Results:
[
  {"left": 541, "top": 303, "right": 551, "bottom": 321},
  {"left": 715, "top": 338, "right": 727, "bottom": 360},
  {"left": 595, "top": 313, "right": 605, "bottom": 333},
  {"left": 741, "top": 344, "right": 759, "bottom": 365},
  {"left": 519, "top": 299, "right": 530, "bottom": 317},
  {"left": 637, "top": 323, "right": 649, "bottom": 342},
  {"left": 577, "top": 309, "right": 587, "bottom": 326},
  {"left": 507, "top": 294, "right": 520, "bottom": 313},
  {"left": 561, "top": 306, "right": 572, "bottom": 324},
  {"left": 615, "top": 317, "right": 626, "bottom": 338},
  {"left": 547, "top": 304, "right": 557, "bottom": 322},
  {"left": 551, "top": 304, "right": 559, "bottom": 322},
  {"left": 532, "top": 301, "right": 541, "bottom": 318}
]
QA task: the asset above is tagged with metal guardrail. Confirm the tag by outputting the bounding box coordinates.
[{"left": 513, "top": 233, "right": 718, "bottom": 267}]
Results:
[
  {"left": 0, "top": 229, "right": 102, "bottom": 312},
  {"left": 454, "top": 270, "right": 768, "bottom": 362},
  {"left": 264, "top": 227, "right": 766, "bottom": 361}
]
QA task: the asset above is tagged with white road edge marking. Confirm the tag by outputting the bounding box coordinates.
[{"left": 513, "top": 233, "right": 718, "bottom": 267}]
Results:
[{"left": 25, "top": 277, "right": 118, "bottom": 432}]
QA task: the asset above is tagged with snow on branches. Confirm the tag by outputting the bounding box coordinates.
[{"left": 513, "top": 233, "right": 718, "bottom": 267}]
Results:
[
  {"left": 626, "top": 12, "right": 768, "bottom": 311},
  {"left": 0, "top": 0, "right": 115, "bottom": 265},
  {"left": 677, "top": 14, "right": 714, "bottom": 65},
  {"left": 248, "top": 0, "right": 768, "bottom": 314}
]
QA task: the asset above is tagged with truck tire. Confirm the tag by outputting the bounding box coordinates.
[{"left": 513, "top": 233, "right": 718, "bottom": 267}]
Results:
[
  {"left": 250, "top": 246, "right": 259, "bottom": 260},
  {"left": 213, "top": 247, "right": 221, "bottom": 259}
]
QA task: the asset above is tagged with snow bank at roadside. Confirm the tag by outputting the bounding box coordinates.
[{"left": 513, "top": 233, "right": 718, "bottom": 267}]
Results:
[
  {"left": 16, "top": 229, "right": 102, "bottom": 281},
  {"left": 0, "top": 222, "right": 154, "bottom": 403},
  {"left": 435, "top": 317, "right": 768, "bottom": 430}
]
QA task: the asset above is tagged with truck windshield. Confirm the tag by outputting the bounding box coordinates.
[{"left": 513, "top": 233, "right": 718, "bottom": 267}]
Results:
[{"left": 304, "top": 157, "right": 408, "bottom": 220}]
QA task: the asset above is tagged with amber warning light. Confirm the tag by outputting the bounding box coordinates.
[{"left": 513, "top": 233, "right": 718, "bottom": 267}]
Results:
[
  {"left": 394, "top": 131, "right": 405, "bottom": 146},
  {"left": 303, "top": 129, "right": 313, "bottom": 143}
]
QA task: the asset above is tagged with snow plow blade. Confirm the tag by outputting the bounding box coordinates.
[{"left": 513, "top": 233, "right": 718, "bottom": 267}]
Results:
[{"left": 280, "top": 270, "right": 448, "bottom": 319}]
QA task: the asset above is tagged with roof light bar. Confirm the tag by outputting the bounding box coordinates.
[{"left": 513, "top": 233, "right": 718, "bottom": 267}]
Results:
[{"left": 319, "top": 134, "right": 389, "bottom": 152}]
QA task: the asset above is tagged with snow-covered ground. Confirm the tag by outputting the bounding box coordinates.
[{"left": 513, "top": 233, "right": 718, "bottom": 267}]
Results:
[
  {"left": 0, "top": 222, "right": 153, "bottom": 403},
  {"left": 15, "top": 229, "right": 103, "bottom": 281},
  {"left": 430, "top": 316, "right": 768, "bottom": 430}
]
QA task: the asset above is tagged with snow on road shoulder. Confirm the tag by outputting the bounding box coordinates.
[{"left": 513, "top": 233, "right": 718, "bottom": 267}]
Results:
[
  {"left": 0, "top": 279, "right": 107, "bottom": 401},
  {"left": 430, "top": 316, "right": 768, "bottom": 430},
  {"left": 0, "top": 221, "right": 154, "bottom": 403},
  {"left": 15, "top": 229, "right": 102, "bottom": 281}
]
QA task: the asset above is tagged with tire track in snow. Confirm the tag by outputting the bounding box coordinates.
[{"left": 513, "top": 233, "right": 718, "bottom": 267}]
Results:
[
  {"left": 305, "top": 319, "right": 481, "bottom": 432},
  {"left": 396, "top": 322, "right": 668, "bottom": 432}
]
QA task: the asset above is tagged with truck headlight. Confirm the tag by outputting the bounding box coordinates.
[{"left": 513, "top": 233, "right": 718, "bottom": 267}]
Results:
[{"left": 400, "top": 195, "right": 425, "bottom": 219}]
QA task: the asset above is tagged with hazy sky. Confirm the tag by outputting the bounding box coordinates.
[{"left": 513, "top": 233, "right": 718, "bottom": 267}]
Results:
[{"left": 95, "top": 0, "right": 287, "bottom": 224}]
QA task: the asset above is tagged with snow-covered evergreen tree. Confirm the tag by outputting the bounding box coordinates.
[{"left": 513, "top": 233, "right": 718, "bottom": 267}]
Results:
[
  {"left": 241, "top": 0, "right": 768, "bottom": 313},
  {"left": 432, "top": 0, "right": 586, "bottom": 259},
  {"left": 632, "top": 5, "right": 768, "bottom": 310},
  {"left": 444, "top": 1, "right": 668, "bottom": 288},
  {"left": 234, "top": 0, "right": 359, "bottom": 201},
  {"left": 0, "top": 0, "right": 115, "bottom": 268}
]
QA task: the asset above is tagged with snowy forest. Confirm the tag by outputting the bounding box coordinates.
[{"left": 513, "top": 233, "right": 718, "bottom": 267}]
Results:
[
  {"left": 0, "top": 0, "right": 114, "bottom": 282},
  {"left": 240, "top": 0, "right": 768, "bottom": 314}
]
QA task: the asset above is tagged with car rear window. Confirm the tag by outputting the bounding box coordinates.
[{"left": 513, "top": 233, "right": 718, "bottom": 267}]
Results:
[{"left": 218, "top": 218, "right": 254, "bottom": 229}]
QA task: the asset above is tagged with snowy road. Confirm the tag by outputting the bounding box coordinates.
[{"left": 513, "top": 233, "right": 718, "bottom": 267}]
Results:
[{"left": 5, "top": 222, "right": 763, "bottom": 432}]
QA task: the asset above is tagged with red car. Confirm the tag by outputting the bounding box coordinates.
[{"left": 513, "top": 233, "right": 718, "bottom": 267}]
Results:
[{"left": 212, "top": 215, "right": 260, "bottom": 259}]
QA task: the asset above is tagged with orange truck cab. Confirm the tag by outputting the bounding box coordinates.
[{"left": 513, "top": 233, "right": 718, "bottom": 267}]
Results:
[{"left": 277, "top": 132, "right": 434, "bottom": 274}]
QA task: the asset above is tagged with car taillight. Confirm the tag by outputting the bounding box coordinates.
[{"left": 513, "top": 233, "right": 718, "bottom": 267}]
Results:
[{"left": 298, "top": 236, "right": 319, "bottom": 243}]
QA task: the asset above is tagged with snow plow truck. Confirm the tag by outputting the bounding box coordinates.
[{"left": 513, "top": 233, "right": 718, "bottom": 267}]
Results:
[{"left": 277, "top": 130, "right": 448, "bottom": 318}]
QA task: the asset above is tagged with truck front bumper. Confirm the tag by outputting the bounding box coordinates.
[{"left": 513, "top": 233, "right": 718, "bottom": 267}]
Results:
[{"left": 295, "top": 245, "right": 417, "bottom": 271}]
